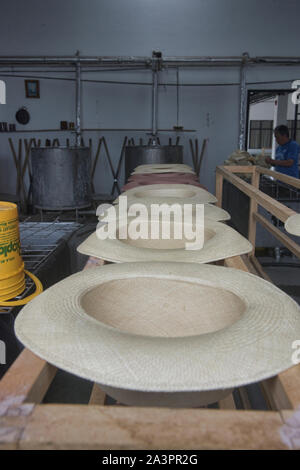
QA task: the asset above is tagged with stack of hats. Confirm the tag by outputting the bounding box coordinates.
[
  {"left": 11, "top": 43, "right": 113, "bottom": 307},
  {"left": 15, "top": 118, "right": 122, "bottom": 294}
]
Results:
[
  {"left": 14, "top": 161, "right": 300, "bottom": 410},
  {"left": 122, "top": 163, "right": 207, "bottom": 191}
]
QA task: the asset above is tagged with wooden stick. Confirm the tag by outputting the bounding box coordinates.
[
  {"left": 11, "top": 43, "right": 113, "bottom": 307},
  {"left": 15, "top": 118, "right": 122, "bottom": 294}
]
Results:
[
  {"left": 0, "top": 349, "right": 57, "bottom": 408},
  {"left": 88, "top": 384, "right": 106, "bottom": 406},
  {"left": 249, "top": 255, "right": 272, "bottom": 282},
  {"left": 218, "top": 394, "right": 236, "bottom": 409},
  {"left": 197, "top": 138, "right": 207, "bottom": 177},
  {"left": 248, "top": 168, "right": 260, "bottom": 252},
  {"left": 91, "top": 138, "right": 103, "bottom": 193},
  {"left": 102, "top": 137, "right": 121, "bottom": 193},
  {"left": 189, "top": 139, "right": 197, "bottom": 171},
  {"left": 215, "top": 171, "right": 223, "bottom": 208}
]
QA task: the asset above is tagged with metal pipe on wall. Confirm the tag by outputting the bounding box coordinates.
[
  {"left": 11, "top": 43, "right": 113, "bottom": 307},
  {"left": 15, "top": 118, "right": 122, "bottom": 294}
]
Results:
[
  {"left": 152, "top": 69, "right": 158, "bottom": 137},
  {"left": 238, "top": 53, "right": 248, "bottom": 150},
  {"left": 75, "top": 60, "right": 81, "bottom": 147}
]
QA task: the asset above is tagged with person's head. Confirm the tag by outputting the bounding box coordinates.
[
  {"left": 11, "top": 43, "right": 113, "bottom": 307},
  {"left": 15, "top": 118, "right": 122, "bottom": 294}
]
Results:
[{"left": 274, "top": 125, "right": 290, "bottom": 145}]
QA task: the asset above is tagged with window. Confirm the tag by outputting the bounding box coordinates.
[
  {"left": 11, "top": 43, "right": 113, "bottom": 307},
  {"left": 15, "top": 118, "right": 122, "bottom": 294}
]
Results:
[
  {"left": 287, "top": 120, "right": 300, "bottom": 143},
  {"left": 249, "top": 120, "right": 273, "bottom": 149}
]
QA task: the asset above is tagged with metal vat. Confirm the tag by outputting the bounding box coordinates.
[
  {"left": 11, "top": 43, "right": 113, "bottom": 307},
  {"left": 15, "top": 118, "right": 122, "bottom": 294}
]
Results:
[
  {"left": 31, "top": 147, "right": 91, "bottom": 210},
  {"left": 125, "top": 145, "right": 183, "bottom": 180}
]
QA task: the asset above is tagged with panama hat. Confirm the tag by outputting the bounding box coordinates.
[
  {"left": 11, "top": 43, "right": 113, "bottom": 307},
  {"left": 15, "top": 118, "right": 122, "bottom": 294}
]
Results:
[
  {"left": 115, "top": 184, "right": 217, "bottom": 205},
  {"left": 98, "top": 203, "right": 230, "bottom": 223},
  {"left": 133, "top": 164, "right": 195, "bottom": 174},
  {"left": 122, "top": 173, "right": 207, "bottom": 192},
  {"left": 15, "top": 262, "right": 300, "bottom": 407},
  {"left": 77, "top": 218, "right": 251, "bottom": 264},
  {"left": 285, "top": 214, "right": 300, "bottom": 236}
]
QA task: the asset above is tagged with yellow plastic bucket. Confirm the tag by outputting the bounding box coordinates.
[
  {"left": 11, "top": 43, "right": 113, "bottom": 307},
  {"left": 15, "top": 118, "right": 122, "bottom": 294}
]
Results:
[{"left": 0, "top": 202, "right": 43, "bottom": 306}]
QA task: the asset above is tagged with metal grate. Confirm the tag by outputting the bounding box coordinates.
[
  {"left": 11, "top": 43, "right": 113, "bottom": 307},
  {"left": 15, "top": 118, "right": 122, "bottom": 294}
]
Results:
[{"left": 0, "top": 221, "right": 80, "bottom": 314}]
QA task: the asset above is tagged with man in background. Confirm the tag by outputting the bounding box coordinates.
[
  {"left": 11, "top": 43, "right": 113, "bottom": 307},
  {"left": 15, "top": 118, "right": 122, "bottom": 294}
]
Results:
[{"left": 265, "top": 125, "right": 299, "bottom": 178}]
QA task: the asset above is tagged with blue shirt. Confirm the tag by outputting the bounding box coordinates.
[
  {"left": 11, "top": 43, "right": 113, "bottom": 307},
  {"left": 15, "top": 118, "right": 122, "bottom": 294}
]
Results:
[{"left": 275, "top": 140, "right": 299, "bottom": 178}]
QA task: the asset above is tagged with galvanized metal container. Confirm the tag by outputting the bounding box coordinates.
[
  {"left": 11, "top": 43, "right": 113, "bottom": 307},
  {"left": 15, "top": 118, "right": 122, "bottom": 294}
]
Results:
[
  {"left": 31, "top": 147, "right": 92, "bottom": 210},
  {"left": 125, "top": 145, "right": 183, "bottom": 180}
]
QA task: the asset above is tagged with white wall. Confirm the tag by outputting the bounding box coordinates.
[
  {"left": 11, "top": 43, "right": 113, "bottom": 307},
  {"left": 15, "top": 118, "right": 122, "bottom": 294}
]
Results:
[{"left": 1, "top": 0, "right": 300, "bottom": 195}]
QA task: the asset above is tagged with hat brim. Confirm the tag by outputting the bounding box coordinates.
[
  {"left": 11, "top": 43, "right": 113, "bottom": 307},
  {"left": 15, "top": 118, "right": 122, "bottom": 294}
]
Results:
[
  {"left": 77, "top": 219, "right": 251, "bottom": 264},
  {"left": 15, "top": 262, "right": 300, "bottom": 406},
  {"left": 116, "top": 184, "right": 217, "bottom": 205}
]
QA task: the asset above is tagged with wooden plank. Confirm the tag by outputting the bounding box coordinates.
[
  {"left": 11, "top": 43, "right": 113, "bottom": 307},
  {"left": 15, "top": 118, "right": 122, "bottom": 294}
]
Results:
[
  {"left": 223, "top": 165, "right": 255, "bottom": 174},
  {"left": 88, "top": 384, "right": 106, "bottom": 406},
  {"left": 216, "top": 166, "right": 295, "bottom": 223},
  {"left": 238, "top": 387, "right": 252, "bottom": 410},
  {"left": 254, "top": 212, "right": 300, "bottom": 259},
  {"left": 0, "top": 349, "right": 57, "bottom": 410},
  {"left": 261, "top": 364, "right": 300, "bottom": 412},
  {"left": 215, "top": 171, "right": 223, "bottom": 208},
  {"left": 248, "top": 168, "right": 260, "bottom": 253},
  {"left": 15, "top": 405, "right": 288, "bottom": 450},
  {"left": 218, "top": 393, "right": 236, "bottom": 409},
  {"left": 248, "top": 255, "right": 272, "bottom": 282},
  {"left": 223, "top": 255, "right": 250, "bottom": 272},
  {"left": 256, "top": 166, "right": 300, "bottom": 190}
]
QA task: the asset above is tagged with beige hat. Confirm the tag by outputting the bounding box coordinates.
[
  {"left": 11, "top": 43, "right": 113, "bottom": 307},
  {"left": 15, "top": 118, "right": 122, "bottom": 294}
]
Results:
[
  {"left": 100, "top": 203, "right": 230, "bottom": 223},
  {"left": 77, "top": 218, "right": 251, "bottom": 264},
  {"left": 115, "top": 184, "right": 217, "bottom": 205},
  {"left": 285, "top": 214, "right": 300, "bottom": 236},
  {"left": 133, "top": 164, "right": 195, "bottom": 174},
  {"left": 15, "top": 262, "right": 300, "bottom": 407}
]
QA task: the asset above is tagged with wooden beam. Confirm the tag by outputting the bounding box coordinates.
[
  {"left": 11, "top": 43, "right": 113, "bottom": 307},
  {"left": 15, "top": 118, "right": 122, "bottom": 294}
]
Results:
[
  {"left": 218, "top": 393, "right": 236, "bottom": 409},
  {"left": 254, "top": 212, "right": 300, "bottom": 259},
  {"left": 215, "top": 171, "right": 223, "bottom": 208},
  {"left": 261, "top": 364, "right": 300, "bottom": 412},
  {"left": 88, "top": 384, "right": 106, "bottom": 406},
  {"left": 256, "top": 166, "right": 300, "bottom": 190},
  {"left": 0, "top": 349, "right": 57, "bottom": 409},
  {"left": 248, "top": 168, "right": 260, "bottom": 252},
  {"left": 223, "top": 255, "right": 250, "bottom": 272},
  {"left": 248, "top": 255, "right": 272, "bottom": 282},
  {"left": 15, "top": 405, "right": 288, "bottom": 450},
  {"left": 222, "top": 165, "right": 254, "bottom": 174},
  {"left": 216, "top": 166, "right": 296, "bottom": 223}
]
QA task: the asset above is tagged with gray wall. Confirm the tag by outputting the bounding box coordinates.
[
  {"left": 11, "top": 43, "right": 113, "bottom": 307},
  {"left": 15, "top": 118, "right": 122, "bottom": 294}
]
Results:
[{"left": 1, "top": 0, "right": 300, "bottom": 195}]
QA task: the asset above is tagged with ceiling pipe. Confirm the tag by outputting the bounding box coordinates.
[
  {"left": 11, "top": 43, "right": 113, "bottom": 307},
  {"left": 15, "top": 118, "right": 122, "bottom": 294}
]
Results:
[{"left": 0, "top": 54, "right": 300, "bottom": 68}]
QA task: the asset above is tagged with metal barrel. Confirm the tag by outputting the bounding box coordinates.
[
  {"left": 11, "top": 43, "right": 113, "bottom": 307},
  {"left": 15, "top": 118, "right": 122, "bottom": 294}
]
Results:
[
  {"left": 31, "top": 147, "right": 92, "bottom": 210},
  {"left": 125, "top": 145, "right": 183, "bottom": 180}
]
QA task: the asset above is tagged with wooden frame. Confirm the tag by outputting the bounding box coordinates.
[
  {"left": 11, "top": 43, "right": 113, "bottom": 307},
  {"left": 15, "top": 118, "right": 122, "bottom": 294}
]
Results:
[
  {"left": 25, "top": 79, "right": 40, "bottom": 99},
  {"left": 1, "top": 167, "right": 300, "bottom": 449}
]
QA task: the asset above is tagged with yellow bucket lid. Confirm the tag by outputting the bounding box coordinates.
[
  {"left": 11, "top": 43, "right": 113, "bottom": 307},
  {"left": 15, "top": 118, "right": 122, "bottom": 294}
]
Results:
[{"left": 0, "top": 201, "right": 18, "bottom": 221}]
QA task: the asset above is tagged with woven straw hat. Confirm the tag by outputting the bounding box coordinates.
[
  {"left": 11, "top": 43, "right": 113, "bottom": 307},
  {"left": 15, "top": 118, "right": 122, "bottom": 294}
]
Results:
[
  {"left": 15, "top": 262, "right": 300, "bottom": 407},
  {"left": 133, "top": 164, "right": 195, "bottom": 174},
  {"left": 77, "top": 218, "right": 251, "bottom": 264},
  {"left": 115, "top": 184, "right": 217, "bottom": 205},
  {"left": 285, "top": 214, "right": 300, "bottom": 236},
  {"left": 100, "top": 203, "right": 230, "bottom": 223}
]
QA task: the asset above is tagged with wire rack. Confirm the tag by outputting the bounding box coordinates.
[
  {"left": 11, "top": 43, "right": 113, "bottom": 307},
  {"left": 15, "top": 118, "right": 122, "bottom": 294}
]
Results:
[{"left": 0, "top": 221, "right": 80, "bottom": 314}]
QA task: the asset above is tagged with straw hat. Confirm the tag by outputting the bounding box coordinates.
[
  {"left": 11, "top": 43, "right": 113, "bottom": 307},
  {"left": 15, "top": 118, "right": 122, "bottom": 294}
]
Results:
[
  {"left": 133, "top": 164, "right": 195, "bottom": 174},
  {"left": 285, "top": 214, "right": 300, "bottom": 236},
  {"left": 115, "top": 184, "right": 217, "bottom": 205},
  {"left": 99, "top": 203, "right": 230, "bottom": 223},
  {"left": 77, "top": 218, "right": 251, "bottom": 264},
  {"left": 15, "top": 262, "right": 300, "bottom": 407}
]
